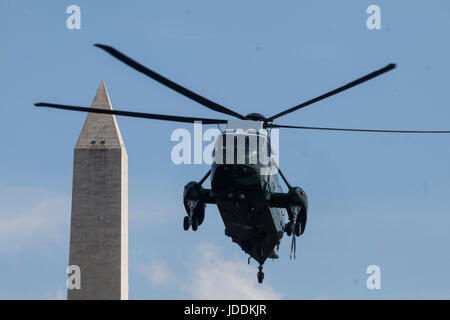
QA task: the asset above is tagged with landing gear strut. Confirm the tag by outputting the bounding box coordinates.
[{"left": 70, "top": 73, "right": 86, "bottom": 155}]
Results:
[
  {"left": 286, "top": 205, "right": 302, "bottom": 259},
  {"left": 257, "top": 265, "right": 264, "bottom": 284},
  {"left": 183, "top": 200, "right": 199, "bottom": 231}
]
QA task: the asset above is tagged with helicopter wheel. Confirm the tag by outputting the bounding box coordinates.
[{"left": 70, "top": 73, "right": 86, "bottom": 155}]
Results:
[
  {"left": 257, "top": 271, "right": 264, "bottom": 284},
  {"left": 257, "top": 265, "right": 264, "bottom": 284},
  {"left": 294, "top": 220, "right": 301, "bottom": 237},
  {"left": 191, "top": 216, "right": 199, "bottom": 231},
  {"left": 183, "top": 216, "right": 190, "bottom": 231},
  {"left": 286, "top": 222, "right": 292, "bottom": 236}
]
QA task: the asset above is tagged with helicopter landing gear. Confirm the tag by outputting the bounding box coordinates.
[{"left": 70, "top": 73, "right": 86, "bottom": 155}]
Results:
[
  {"left": 183, "top": 199, "right": 200, "bottom": 231},
  {"left": 183, "top": 214, "right": 199, "bottom": 231},
  {"left": 285, "top": 205, "right": 302, "bottom": 259},
  {"left": 272, "top": 160, "right": 307, "bottom": 258},
  {"left": 183, "top": 216, "right": 190, "bottom": 231},
  {"left": 191, "top": 216, "right": 198, "bottom": 231},
  {"left": 294, "top": 220, "right": 301, "bottom": 237},
  {"left": 183, "top": 170, "right": 213, "bottom": 232},
  {"left": 257, "top": 265, "right": 264, "bottom": 284},
  {"left": 285, "top": 218, "right": 299, "bottom": 236},
  {"left": 285, "top": 221, "right": 292, "bottom": 236}
]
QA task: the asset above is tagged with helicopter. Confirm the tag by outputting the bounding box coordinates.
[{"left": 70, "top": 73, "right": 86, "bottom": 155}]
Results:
[{"left": 35, "top": 44, "right": 450, "bottom": 284}]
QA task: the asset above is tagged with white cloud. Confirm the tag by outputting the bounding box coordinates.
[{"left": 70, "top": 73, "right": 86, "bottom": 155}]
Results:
[
  {"left": 0, "top": 194, "right": 70, "bottom": 252},
  {"left": 137, "top": 261, "right": 176, "bottom": 286},
  {"left": 0, "top": 287, "right": 67, "bottom": 300},
  {"left": 136, "top": 244, "right": 282, "bottom": 299},
  {"left": 182, "top": 243, "right": 282, "bottom": 300},
  {"left": 44, "top": 287, "right": 66, "bottom": 300}
]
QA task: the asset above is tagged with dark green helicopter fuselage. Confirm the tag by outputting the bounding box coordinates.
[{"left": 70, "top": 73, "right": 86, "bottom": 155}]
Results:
[
  {"left": 211, "top": 162, "right": 285, "bottom": 264},
  {"left": 183, "top": 127, "right": 308, "bottom": 268}
]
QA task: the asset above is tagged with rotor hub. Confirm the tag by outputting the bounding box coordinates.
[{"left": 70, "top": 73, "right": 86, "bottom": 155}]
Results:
[{"left": 245, "top": 113, "right": 266, "bottom": 122}]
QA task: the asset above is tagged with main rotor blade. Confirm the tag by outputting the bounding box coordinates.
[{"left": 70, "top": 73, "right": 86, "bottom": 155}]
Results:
[
  {"left": 94, "top": 44, "right": 246, "bottom": 120},
  {"left": 34, "top": 103, "right": 227, "bottom": 124},
  {"left": 268, "top": 124, "right": 450, "bottom": 133},
  {"left": 267, "top": 64, "right": 396, "bottom": 121}
]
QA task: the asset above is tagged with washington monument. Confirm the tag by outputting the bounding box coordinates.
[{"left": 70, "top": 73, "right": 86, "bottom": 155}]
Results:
[{"left": 68, "top": 81, "right": 128, "bottom": 300}]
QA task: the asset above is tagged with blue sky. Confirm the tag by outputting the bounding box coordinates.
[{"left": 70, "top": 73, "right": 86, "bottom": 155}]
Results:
[{"left": 1, "top": 0, "right": 450, "bottom": 299}]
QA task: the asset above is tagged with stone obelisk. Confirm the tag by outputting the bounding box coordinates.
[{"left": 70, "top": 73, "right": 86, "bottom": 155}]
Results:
[{"left": 68, "top": 80, "right": 128, "bottom": 300}]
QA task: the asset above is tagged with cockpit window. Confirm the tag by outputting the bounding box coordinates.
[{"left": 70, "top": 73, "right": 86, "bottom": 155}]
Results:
[{"left": 213, "top": 132, "right": 271, "bottom": 165}]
